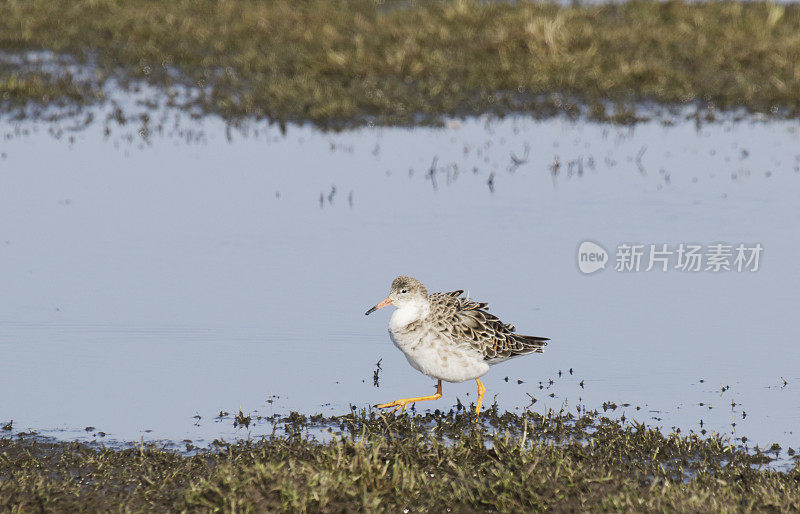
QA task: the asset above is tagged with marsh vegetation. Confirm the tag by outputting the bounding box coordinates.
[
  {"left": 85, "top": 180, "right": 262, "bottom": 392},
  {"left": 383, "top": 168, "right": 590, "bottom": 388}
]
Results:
[
  {"left": 2, "top": 410, "right": 799, "bottom": 511},
  {"left": 2, "top": 0, "right": 800, "bottom": 127}
]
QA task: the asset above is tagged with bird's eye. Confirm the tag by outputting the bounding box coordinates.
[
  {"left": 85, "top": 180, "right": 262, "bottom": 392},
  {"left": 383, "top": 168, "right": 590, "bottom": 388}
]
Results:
[{"left": 401, "top": 289, "right": 408, "bottom": 294}]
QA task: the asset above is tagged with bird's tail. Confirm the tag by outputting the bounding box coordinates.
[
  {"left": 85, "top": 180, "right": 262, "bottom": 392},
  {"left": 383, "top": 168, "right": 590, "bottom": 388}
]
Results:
[{"left": 510, "top": 334, "right": 549, "bottom": 355}]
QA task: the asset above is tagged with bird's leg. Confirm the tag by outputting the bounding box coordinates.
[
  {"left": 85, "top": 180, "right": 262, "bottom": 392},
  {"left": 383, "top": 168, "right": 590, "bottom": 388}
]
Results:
[
  {"left": 474, "top": 378, "right": 486, "bottom": 416},
  {"left": 376, "top": 379, "right": 442, "bottom": 414}
]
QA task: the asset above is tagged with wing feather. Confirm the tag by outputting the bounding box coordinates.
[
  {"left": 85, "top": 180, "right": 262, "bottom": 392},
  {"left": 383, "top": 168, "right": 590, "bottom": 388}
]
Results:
[{"left": 428, "top": 291, "right": 549, "bottom": 362}]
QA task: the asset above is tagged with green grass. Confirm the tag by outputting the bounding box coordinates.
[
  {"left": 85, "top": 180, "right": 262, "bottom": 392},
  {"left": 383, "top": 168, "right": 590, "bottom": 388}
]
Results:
[
  {"left": 2, "top": 409, "right": 799, "bottom": 511},
  {"left": 2, "top": 0, "right": 800, "bottom": 127}
]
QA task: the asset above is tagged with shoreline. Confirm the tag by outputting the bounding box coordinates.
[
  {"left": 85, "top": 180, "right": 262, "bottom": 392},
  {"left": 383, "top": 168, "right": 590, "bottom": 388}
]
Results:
[
  {"left": 2, "top": 410, "right": 799, "bottom": 510},
  {"left": 2, "top": 1, "right": 800, "bottom": 128}
]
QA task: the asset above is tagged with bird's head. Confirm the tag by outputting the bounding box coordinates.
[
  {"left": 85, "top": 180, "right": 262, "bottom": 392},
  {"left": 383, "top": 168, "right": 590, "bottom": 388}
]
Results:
[{"left": 365, "top": 276, "right": 428, "bottom": 315}]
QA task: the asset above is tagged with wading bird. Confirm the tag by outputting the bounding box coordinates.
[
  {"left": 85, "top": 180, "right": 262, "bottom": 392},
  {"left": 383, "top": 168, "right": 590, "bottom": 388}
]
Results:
[{"left": 365, "top": 276, "right": 549, "bottom": 416}]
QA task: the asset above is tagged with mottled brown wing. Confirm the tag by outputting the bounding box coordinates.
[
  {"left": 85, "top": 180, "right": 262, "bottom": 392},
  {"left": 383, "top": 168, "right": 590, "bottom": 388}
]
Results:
[{"left": 429, "top": 291, "right": 549, "bottom": 362}]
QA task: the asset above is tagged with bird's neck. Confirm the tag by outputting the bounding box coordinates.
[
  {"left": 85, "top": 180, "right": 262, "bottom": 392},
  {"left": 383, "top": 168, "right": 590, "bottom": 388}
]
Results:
[{"left": 389, "top": 299, "right": 430, "bottom": 331}]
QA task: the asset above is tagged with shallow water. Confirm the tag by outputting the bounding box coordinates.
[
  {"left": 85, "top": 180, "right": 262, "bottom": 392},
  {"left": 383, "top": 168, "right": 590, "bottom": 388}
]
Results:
[{"left": 1, "top": 108, "right": 798, "bottom": 461}]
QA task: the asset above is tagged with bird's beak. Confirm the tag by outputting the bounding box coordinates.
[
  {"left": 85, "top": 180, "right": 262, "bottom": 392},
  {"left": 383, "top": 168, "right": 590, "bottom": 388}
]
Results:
[{"left": 365, "top": 297, "right": 392, "bottom": 315}]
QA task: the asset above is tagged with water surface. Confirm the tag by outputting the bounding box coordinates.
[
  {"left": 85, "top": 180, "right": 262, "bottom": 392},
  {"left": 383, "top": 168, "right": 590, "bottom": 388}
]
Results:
[{"left": 1, "top": 109, "right": 798, "bottom": 460}]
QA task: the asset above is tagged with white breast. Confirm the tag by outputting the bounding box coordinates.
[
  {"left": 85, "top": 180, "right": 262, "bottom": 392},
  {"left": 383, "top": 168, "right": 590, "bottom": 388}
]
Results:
[{"left": 389, "top": 307, "right": 489, "bottom": 383}]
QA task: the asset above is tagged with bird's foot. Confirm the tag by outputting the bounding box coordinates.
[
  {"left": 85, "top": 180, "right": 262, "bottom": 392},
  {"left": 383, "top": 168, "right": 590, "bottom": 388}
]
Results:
[
  {"left": 375, "top": 398, "right": 413, "bottom": 414},
  {"left": 375, "top": 382, "right": 443, "bottom": 414}
]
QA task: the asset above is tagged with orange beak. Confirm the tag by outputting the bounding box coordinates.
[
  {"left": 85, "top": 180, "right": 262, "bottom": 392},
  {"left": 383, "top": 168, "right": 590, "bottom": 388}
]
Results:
[{"left": 365, "top": 297, "right": 392, "bottom": 315}]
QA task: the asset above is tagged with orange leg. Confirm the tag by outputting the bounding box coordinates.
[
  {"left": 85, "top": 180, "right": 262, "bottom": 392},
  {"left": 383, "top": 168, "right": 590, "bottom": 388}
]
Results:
[
  {"left": 474, "top": 378, "right": 486, "bottom": 416},
  {"left": 377, "top": 379, "right": 442, "bottom": 413}
]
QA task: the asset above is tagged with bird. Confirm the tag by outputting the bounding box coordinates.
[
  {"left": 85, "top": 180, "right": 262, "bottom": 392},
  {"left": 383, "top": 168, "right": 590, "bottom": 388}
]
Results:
[{"left": 365, "top": 276, "right": 549, "bottom": 416}]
